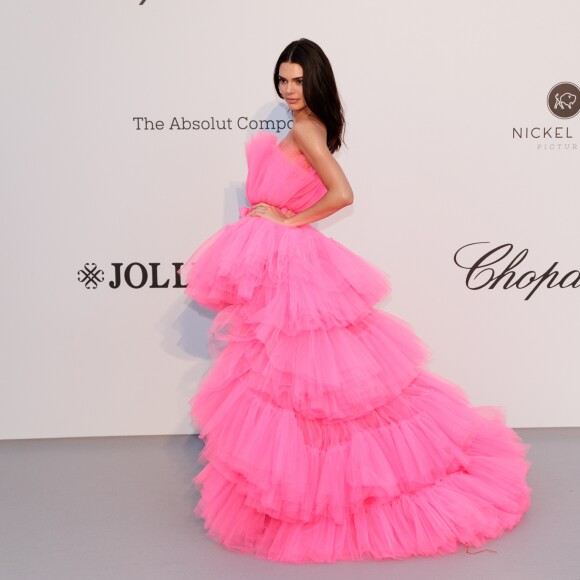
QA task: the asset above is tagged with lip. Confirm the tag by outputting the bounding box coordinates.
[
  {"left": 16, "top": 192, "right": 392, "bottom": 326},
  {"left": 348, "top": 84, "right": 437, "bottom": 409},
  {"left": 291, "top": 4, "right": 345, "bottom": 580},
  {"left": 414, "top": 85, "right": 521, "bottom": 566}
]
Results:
[{"left": 286, "top": 99, "right": 298, "bottom": 103}]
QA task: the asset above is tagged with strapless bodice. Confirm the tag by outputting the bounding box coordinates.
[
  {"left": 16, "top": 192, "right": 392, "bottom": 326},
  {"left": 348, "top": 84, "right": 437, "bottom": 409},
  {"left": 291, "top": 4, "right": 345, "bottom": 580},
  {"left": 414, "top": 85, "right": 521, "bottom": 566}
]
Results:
[{"left": 243, "top": 130, "right": 328, "bottom": 214}]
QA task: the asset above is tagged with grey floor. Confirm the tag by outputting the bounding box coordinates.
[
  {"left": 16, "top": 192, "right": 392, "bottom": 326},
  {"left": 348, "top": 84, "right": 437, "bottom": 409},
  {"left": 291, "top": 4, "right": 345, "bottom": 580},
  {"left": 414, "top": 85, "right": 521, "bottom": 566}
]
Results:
[{"left": 1, "top": 428, "right": 578, "bottom": 580}]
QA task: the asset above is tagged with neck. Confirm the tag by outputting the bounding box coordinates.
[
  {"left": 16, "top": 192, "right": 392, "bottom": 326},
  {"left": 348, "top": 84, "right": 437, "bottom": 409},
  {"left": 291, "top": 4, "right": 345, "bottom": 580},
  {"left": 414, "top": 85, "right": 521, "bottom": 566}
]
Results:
[{"left": 292, "top": 107, "right": 312, "bottom": 123}]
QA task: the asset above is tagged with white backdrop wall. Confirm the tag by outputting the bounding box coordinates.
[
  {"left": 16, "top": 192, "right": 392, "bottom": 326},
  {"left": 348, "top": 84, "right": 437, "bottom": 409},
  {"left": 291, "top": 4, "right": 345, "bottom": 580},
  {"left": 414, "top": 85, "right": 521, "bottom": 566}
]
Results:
[{"left": 1, "top": 0, "right": 579, "bottom": 440}]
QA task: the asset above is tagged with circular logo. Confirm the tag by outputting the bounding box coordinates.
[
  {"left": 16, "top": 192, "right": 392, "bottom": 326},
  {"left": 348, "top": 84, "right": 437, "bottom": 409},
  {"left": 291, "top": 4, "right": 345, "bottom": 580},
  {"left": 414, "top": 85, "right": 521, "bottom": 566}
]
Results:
[{"left": 547, "top": 82, "right": 580, "bottom": 119}]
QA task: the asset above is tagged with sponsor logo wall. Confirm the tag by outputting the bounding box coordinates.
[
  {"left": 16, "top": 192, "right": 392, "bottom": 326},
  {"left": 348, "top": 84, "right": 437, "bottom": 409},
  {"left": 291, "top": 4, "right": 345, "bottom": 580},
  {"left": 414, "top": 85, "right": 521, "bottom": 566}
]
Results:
[{"left": 2, "top": 1, "right": 579, "bottom": 439}]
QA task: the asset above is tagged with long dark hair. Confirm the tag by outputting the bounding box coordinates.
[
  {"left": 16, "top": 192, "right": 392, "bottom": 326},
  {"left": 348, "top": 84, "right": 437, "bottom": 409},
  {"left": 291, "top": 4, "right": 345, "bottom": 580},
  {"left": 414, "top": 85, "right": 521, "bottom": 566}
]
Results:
[{"left": 273, "top": 38, "right": 345, "bottom": 154}]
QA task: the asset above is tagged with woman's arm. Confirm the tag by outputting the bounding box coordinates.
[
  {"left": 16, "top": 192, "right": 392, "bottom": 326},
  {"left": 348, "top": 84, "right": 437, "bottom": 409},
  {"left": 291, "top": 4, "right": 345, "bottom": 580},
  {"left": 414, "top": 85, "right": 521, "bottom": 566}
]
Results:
[{"left": 247, "top": 120, "right": 354, "bottom": 227}]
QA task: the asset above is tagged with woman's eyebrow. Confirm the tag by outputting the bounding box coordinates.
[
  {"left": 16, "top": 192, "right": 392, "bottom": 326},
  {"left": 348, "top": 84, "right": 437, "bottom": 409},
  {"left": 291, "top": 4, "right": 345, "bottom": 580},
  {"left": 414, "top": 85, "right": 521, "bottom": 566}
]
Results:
[{"left": 278, "top": 75, "right": 303, "bottom": 80}]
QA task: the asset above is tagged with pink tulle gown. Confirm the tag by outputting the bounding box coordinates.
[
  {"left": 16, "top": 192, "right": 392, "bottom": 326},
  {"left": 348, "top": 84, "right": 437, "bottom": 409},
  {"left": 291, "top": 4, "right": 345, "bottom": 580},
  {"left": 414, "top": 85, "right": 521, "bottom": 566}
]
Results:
[{"left": 179, "top": 129, "right": 532, "bottom": 563}]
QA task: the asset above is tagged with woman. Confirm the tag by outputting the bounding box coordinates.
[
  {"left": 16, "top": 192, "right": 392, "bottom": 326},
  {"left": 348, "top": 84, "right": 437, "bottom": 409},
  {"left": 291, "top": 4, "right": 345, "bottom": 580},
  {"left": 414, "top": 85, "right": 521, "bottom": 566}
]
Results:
[
  {"left": 180, "top": 38, "right": 532, "bottom": 563},
  {"left": 245, "top": 40, "right": 352, "bottom": 227}
]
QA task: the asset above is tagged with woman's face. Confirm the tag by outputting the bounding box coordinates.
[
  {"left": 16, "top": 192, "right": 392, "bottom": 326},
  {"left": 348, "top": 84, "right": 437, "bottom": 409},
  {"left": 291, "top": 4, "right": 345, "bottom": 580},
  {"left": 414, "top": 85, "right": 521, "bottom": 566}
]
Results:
[{"left": 278, "top": 61, "right": 308, "bottom": 114}]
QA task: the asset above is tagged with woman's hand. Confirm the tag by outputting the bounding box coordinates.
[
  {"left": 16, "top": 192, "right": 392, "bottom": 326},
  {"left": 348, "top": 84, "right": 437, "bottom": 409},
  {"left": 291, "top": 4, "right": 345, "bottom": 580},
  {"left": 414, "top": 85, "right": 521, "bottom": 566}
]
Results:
[{"left": 248, "top": 202, "right": 296, "bottom": 224}]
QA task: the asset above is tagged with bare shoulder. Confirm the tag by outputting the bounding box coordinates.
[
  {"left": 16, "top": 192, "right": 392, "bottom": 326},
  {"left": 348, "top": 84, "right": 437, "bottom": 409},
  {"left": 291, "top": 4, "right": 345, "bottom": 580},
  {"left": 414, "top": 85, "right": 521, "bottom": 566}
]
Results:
[
  {"left": 289, "top": 116, "right": 353, "bottom": 204},
  {"left": 291, "top": 117, "right": 328, "bottom": 159}
]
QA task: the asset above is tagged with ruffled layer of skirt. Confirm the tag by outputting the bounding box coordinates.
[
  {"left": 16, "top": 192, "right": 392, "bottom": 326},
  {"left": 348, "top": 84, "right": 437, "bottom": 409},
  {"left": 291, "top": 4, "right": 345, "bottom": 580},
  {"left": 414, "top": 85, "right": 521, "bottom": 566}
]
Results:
[{"left": 180, "top": 214, "right": 532, "bottom": 563}]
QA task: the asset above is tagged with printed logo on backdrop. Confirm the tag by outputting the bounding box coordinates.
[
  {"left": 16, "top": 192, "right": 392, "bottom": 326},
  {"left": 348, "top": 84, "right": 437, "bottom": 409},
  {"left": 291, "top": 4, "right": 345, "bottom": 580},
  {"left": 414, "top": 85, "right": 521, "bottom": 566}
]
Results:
[
  {"left": 132, "top": 116, "right": 293, "bottom": 134},
  {"left": 77, "top": 262, "right": 186, "bottom": 290},
  {"left": 77, "top": 263, "right": 105, "bottom": 290},
  {"left": 76, "top": 246, "right": 580, "bottom": 301},
  {"left": 512, "top": 81, "right": 579, "bottom": 152},
  {"left": 547, "top": 82, "right": 580, "bottom": 120},
  {"left": 453, "top": 242, "right": 580, "bottom": 300}
]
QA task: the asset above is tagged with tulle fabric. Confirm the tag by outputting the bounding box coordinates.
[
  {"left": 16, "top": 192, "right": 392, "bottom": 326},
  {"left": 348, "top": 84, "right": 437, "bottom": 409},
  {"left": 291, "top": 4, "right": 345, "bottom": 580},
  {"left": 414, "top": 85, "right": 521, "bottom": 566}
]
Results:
[{"left": 180, "top": 130, "right": 532, "bottom": 563}]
